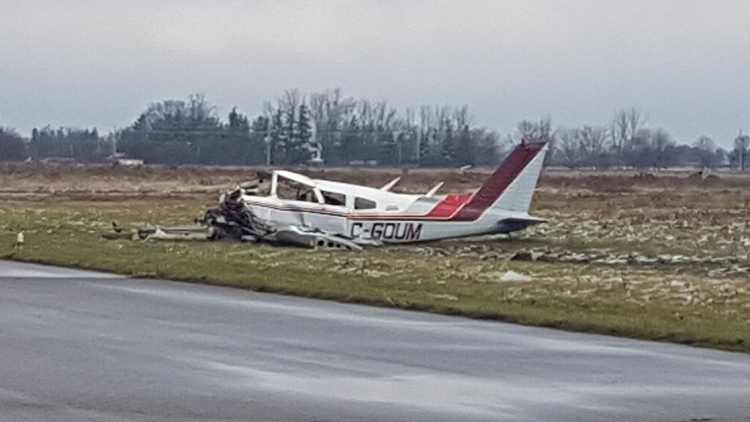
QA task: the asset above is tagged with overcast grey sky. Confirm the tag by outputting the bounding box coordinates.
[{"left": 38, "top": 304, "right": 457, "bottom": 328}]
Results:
[{"left": 1, "top": 0, "right": 749, "bottom": 146}]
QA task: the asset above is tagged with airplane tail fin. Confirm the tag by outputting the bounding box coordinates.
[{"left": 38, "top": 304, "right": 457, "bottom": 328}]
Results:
[
  {"left": 427, "top": 142, "right": 547, "bottom": 221},
  {"left": 473, "top": 141, "right": 548, "bottom": 215}
]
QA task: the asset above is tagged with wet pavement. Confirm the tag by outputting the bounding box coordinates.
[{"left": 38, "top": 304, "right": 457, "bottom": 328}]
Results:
[{"left": 2, "top": 260, "right": 750, "bottom": 422}]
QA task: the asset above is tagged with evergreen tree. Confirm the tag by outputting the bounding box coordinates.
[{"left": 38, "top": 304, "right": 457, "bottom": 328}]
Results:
[
  {"left": 454, "top": 124, "right": 475, "bottom": 166},
  {"left": 228, "top": 107, "right": 250, "bottom": 134},
  {"left": 440, "top": 118, "right": 456, "bottom": 165},
  {"left": 270, "top": 107, "right": 285, "bottom": 165},
  {"left": 298, "top": 103, "right": 312, "bottom": 143},
  {"left": 0, "top": 127, "right": 27, "bottom": 161},
  {"left": 284, "top": 102, "right": 313, "bottom": 165}
]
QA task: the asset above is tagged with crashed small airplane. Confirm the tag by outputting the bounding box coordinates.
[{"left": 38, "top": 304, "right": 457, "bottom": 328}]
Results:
[{"left": 192, "top": 141, "right": 548, "bottom": 249}]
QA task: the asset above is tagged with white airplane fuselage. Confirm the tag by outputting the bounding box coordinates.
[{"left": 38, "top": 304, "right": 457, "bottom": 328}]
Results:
[
  {"left": 240, "top": 142, "right": 548, "bottom": 244},
  {"left": 242, "top": 197, "right": 540, "bottom": 243}
]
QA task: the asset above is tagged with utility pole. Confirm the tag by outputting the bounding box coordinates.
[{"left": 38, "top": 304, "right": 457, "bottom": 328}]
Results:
[
  {"left": 265, "top": 129, "right": 272, "bottom": 166},
  {"left": 741, "top": 142, "right": 745, "bottom": 173},
  {"left": 393, "top": 130, "right": 403, "bottom": 165},
  {"left": 416, "top": 129, "right": 421, "bottom": 167},
  {"left": 742, "top": 131, "right": 746, "bottom": 172},
  {"left": 736, "top": 129, "right": 749, "bottom": 172},
  {"left": 264, "top": 116, "right": 273, "bottom": 167}
]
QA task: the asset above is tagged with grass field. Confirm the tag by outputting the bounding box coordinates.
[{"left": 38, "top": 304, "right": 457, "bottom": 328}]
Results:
[{"left": 2, "top": 163, "right": 750, "bottom": 352}]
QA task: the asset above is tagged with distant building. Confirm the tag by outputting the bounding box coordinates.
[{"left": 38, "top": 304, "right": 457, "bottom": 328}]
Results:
[
  {"left": 39, "top": 157, "right": 76, "bottom": 164},
  {"left": 107, "top": 152, "right": 144, "bottom": 167},
  {"left": 115, "top": 158, "right": 144, "bottom": 167}
]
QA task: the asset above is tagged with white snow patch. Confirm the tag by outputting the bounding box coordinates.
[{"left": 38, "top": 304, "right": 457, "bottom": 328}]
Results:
[{"left": 499, "top": 270, "right": 532, "bottom": 282}]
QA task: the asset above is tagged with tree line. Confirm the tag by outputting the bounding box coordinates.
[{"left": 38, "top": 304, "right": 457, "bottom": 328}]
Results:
[{"left": 1, "top": 91, "right": 748, "bottom": 170}]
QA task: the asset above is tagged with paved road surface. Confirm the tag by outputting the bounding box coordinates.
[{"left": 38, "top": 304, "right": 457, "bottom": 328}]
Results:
[{"left": 1, "top": 260, "right": 750, "bottom": 422}]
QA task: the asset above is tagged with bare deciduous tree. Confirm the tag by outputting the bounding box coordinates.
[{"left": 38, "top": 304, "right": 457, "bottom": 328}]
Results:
[
  {"left": 579, "top": 125, "right": 610, "bottom": 168},
  {"left": 693, "top": 135, "right": 719, "bottom": 169},
  {"left": 650, "top": 127, "right": 674, "bottom": 169},
  {"left": 610, "top": 107, "right": 646, "bottom": 165},
  {"left": 556, "top": 128, "right": 582, "bottom": 168}
]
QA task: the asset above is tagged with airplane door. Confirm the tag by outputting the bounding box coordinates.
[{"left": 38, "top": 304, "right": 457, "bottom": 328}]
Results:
[
  {"left": 305, "top": 190, "right": 348, "bottom": 235},
  {"left": 304, "top": 203, "right": 348, "bottom": 235}
]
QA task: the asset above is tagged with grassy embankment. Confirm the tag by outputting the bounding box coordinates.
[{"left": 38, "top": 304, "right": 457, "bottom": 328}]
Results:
[{"left": 2, "top": 197, "right": 749, "bottom": 353}]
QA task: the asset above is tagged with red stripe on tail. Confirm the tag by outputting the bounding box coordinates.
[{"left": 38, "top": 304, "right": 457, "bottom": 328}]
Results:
[{"left": 450, "top": 142, "right": 545, "bottom": 221}]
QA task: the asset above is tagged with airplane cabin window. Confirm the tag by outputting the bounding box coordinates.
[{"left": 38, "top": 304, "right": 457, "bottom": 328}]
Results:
[
  {"left": 321, "top": 190, "right": 346, "bottom": 207},
  {"left": 354, "top": 197, "right": 377, "bottom": 210},
  {"left": 277, "top": 180, "right": 316, "bottom": 203}
]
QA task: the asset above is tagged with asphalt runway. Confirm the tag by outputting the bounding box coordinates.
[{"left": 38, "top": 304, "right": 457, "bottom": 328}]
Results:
[{"left": 1, "top": 260, "right": 750, "bottom": 422}]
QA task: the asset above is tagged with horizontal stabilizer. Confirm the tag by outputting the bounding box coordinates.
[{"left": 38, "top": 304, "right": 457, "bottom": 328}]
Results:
[{"left": 496, "top": 216, "right": 546, "bottom": 233}]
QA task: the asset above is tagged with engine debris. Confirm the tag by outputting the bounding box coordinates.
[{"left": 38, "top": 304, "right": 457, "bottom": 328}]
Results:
[{"left": 102, "top": 184, "right": 364, "bottom": 250}]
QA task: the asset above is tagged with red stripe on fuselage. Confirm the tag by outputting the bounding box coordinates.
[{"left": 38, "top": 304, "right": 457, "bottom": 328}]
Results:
[
  {"left": 242, "top": 200, "right": 464, "bottom": 221},
  {"left": 424, "top": 194, "right": 472, "bottom": 218}
]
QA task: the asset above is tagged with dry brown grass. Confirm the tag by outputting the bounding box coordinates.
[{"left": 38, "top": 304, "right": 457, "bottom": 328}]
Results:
[{"left": 2, "top": 162, "right": 749, "bottom": 198}]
